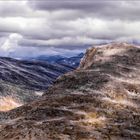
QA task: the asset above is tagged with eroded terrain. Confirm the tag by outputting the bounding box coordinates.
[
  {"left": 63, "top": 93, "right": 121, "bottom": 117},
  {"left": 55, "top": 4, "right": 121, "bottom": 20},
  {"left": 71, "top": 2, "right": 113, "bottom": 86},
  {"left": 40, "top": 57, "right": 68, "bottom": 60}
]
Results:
[{"left": 0, "top": 43, "right": 140, "bottom": 140}]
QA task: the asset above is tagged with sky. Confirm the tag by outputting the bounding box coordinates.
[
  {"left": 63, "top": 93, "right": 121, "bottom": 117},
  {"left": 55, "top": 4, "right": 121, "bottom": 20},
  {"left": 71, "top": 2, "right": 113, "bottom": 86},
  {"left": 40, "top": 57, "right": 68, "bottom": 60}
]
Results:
[{"left": 0, "top": 0, "right": 140, "bottom": 58}]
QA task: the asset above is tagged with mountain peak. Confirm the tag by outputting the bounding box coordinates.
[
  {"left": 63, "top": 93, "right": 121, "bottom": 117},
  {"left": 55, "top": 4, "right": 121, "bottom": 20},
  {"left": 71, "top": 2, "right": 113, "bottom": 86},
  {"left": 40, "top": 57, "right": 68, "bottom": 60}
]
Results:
[{"left": 79, "top": 42, "right": 138, "bottom": 69}]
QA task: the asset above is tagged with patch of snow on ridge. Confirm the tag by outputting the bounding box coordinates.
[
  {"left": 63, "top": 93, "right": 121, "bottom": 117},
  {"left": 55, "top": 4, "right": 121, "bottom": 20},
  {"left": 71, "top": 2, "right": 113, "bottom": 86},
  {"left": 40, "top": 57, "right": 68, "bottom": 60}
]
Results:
[{"left": 35, "top": 91, "right": 44, "bottom": 96}]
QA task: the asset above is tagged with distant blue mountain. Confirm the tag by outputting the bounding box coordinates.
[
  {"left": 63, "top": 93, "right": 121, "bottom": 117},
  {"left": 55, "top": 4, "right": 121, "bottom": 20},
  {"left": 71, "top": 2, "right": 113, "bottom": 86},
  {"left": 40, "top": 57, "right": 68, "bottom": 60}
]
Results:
[
  {"left": 54, "top": 53, "right": 84, "bottom": 68},
  {"left": 36, "top": 55, "right": 65, "bottom": 62},
  {"left": 30, "top": 53, "right": 84, "bottom": 68}
]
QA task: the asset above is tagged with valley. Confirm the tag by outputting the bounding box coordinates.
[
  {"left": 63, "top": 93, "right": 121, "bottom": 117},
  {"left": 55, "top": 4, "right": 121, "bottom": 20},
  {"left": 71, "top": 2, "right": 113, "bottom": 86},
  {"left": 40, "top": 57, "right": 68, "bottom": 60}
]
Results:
[{"left": 0, "top": 54, "right": 81, "bottom": 111}]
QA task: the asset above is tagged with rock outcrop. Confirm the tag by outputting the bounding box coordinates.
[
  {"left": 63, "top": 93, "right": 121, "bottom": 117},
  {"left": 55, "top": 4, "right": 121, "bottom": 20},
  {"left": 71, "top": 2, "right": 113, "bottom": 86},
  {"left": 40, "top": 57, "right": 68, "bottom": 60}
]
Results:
[{"left": 0, "top": 43, "right": 140, "bottom": 140}]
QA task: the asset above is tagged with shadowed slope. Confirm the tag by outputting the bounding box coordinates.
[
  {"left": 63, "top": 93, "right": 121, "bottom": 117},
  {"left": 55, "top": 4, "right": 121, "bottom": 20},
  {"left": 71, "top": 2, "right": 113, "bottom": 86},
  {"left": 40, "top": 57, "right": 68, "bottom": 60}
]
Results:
[
  {"left": 0, "top": 43, "right": 140, "bottom": 140},
  {"left": 0, "top": 58, "right": 75, "bottom": 111}
]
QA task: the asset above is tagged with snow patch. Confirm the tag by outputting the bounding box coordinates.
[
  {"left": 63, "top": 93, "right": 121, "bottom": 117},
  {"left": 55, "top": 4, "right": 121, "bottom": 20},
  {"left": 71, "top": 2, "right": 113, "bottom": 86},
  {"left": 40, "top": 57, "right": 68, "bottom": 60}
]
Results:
[{"left": 35, "top": 91, "right": 44, "bottom": 96}]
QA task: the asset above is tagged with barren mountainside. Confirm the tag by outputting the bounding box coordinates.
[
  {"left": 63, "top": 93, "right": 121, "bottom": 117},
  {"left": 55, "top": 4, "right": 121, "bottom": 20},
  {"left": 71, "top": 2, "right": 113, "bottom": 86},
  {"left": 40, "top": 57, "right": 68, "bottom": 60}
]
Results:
[
  {"left": 0, "top": 43, "right": 140, "bottom": 140},
  {"left": 0, "top": 58, "right": 75, "bottom": 111}
]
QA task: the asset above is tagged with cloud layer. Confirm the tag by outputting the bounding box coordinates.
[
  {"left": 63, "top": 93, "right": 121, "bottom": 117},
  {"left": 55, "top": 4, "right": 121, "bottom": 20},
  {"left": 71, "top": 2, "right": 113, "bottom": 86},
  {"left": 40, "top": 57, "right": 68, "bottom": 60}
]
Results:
[{"left": 0, "top": 0, "right": 140, "bottom": 57}]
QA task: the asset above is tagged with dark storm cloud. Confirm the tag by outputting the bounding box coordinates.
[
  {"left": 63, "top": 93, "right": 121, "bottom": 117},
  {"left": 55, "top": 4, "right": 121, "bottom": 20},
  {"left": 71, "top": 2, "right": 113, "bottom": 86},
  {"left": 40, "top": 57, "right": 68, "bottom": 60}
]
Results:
[
  {"left": 28, "top": 0, "right": 140, "bottom": 20},
  {"left": 29, "top": 1, "right": 111, "bottom": 11}
]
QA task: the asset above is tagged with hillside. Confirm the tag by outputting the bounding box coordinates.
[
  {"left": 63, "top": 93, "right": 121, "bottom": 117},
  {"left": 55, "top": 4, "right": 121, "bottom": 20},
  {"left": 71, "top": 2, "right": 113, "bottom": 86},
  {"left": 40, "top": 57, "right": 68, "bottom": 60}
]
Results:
[
  {"left": 0, "top": 43, "right": 140, "bottom": 140},
  {"left": 0, "top": 58, "right": 75, "bottom": 111},
  {"left": 0, "top": 57, "right": 75, "bottom": 90}
]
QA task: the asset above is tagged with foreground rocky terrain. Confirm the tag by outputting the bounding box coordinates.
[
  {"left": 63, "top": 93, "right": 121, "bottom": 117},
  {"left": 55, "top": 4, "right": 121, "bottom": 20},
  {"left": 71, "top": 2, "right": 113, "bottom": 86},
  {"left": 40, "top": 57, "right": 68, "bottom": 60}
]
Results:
[{"left": 0, "top": 43, "right": 140, "bottom": 140}]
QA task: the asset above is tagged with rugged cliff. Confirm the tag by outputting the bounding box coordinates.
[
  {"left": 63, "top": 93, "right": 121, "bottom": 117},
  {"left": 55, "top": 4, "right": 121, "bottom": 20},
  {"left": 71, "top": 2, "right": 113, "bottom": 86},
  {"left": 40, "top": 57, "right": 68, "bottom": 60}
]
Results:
[{"left": 0, "top": 43, "right": 140, "bottom": 140}]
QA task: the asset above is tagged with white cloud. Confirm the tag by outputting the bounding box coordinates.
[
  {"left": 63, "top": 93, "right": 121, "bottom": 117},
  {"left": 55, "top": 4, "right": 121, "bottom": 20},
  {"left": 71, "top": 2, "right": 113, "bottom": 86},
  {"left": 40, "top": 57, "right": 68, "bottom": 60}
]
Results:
[{"left": 0, "top": 33, "right": 22, "bottom": 56}]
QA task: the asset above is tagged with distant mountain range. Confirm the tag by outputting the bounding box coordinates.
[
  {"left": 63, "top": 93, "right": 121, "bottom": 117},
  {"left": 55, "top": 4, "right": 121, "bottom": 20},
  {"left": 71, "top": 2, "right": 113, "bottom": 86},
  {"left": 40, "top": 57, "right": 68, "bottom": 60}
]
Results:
[{"left": 29, "top": 53, "right": 84, "bottom": 68}]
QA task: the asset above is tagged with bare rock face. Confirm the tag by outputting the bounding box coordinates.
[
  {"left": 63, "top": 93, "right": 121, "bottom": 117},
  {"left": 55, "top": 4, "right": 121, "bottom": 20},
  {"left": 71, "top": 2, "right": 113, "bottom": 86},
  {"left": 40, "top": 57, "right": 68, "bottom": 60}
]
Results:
[{"left": 0, "top": 43, "right": 140, "bottom": 140}]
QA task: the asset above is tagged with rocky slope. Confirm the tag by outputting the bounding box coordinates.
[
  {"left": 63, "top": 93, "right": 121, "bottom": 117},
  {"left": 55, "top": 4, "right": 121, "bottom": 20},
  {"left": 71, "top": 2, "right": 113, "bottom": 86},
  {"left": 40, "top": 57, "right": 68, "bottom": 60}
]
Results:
[
  {"left": 0, "top": 43, "right": 140, "bottom": 140},
  {"left": 0, "top": 58, "right": 75, "bottom": 111}
]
